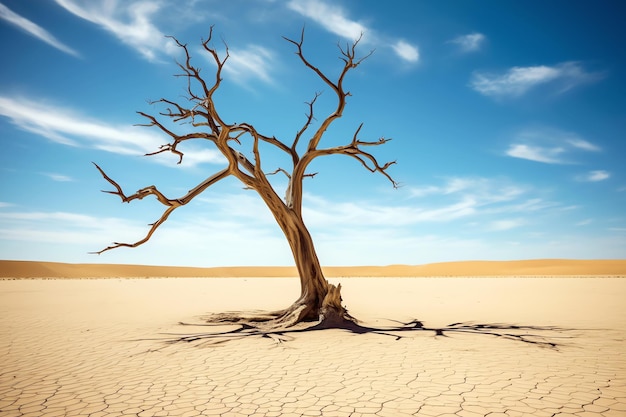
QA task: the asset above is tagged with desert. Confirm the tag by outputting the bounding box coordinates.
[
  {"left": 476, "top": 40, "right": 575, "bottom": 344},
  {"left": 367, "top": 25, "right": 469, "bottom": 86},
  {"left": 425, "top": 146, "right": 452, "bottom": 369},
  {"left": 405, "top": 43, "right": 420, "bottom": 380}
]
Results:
[
  {"left": 2, "top": 1, "right": 625, "bottom": 416},
  {"left": 1, "top": 259, "right": 625, "bottom": 417}
]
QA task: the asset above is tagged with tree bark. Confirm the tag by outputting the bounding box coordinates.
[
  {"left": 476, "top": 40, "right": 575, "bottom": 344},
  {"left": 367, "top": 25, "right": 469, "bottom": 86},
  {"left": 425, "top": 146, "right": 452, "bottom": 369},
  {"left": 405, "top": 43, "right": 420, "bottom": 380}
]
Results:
[
  {"left": 260, "top": 189, "right": 352, "bottom": 326},
  {"left": 246, "top": 173, "right": 351, "bottom": 326},
  {"left": 280, "top": 213, "right": 352, "bottom": 326}
]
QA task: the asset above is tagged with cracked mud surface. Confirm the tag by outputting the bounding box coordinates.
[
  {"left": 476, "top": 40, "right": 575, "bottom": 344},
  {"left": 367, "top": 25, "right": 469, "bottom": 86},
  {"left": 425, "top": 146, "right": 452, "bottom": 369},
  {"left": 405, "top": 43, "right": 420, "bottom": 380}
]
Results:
[{"left": 1, "top": 278, "right": 625, "bottom": 416}]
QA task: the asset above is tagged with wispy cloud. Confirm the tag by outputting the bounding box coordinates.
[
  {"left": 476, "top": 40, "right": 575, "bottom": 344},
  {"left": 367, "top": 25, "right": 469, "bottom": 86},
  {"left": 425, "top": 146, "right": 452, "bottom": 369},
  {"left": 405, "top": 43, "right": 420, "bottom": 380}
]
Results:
[
  {"left": 391, "top": 40, "right": 419, "bottom": 63},
  {"left": 506, "top": 144, "right": 566, "bottom": 164},
  {"left": 53, "top": 0, "right": 176, "bottom": 61},
  {"left": 0, "top": 3, "right": 80, "bottom": 57},
  {"left": 470, "top": 62, "right": 604, "bottom": 98},
  {"left": 194, "top": 176, "right": 536, "bottom": 232},
  {"left": 301, "top": 177, "right": 538, "bottom": 231},
  {"left": 43, "top": 173, "right": 74, "bottom": 182},
  {"left": 0, "top": 206, "right": 293, "bottom": 266},
  {"left": 0, "top": 210, "right": 149, "bottom": 249},
  {"left": 567, "top": 138, "right": 601, "bottom": 152},
  {"left": 0, "top": 95, "right": 222, "bottom": 167},
  {"left": 286, "top": 0, "right": 419, "bottom": 63},
  {"left": 287, "top": 0, "right": 365, "bottom": 41},
  {"left": 576, "top": 170, "right": 610, "bottom": 182},
  {"left": 448, "top": 32, "right": 485, "bottom": 53},
  {"left": 506, "top": 127, "right": 601, "bottom": 164},
  {"left": 409, "top": 177, "right": 526, "bottom": 202},
  {"left": 403, "top": 176, "right": 581, "bottom": 234},
  {"left": 223, "top": 45, "right": 276, "bottom": 84},
  {"left": 303, "top": 194, "right": 476, "bottom": 227},
  {"left": 488, "top": 218, "right": 524, "bottom": 231}
]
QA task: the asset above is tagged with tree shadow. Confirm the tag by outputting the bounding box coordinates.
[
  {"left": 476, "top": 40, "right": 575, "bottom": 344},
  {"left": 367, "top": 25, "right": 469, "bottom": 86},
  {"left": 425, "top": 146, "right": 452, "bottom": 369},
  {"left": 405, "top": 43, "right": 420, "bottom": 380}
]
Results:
[{"left": 148, "top": 314, "right": 576, "bottom": 350}]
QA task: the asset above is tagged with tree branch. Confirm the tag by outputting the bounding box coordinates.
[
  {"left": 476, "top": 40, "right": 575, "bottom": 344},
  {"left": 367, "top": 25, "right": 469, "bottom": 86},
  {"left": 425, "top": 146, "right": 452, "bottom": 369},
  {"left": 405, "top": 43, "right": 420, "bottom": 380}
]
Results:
[
  {"left": 288, "top": 124, "right": 397, "bottom": 211},
  {"left": 292, "top": 92, "right": 321, "bottom": 154},
  {"left": 283, "top": 30, "right": 372, "bottom": 153},
  {"left": 92, "top": 163, "right": 231, "bottom": 254},
  {"left": 267, "top": 168, "right": 317, "bottom": 179},
  {"left": 282, "top": 29, "right": 387, "bottom": 211},
  {"left": 165, "top": 28, "right": 229, "bottom": 134},
  {"left": 137, "top": 111, "right": 216, "bottom": 164},
  {"left": 316, "top": 124, "right": 398, "bottom": 188}
]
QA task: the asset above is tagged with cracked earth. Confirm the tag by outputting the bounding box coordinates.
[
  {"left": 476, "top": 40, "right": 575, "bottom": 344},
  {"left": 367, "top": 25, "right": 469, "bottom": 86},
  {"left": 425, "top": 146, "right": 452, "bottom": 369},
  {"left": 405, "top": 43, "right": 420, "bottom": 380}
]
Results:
[{"left": 1, "top": 277, "right": 624, "bottom": 417}]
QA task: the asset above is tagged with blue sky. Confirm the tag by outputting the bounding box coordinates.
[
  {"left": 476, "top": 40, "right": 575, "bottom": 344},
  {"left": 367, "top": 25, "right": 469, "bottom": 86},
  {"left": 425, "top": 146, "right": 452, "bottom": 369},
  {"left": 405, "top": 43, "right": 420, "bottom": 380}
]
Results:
[{"left": 1, "top": 0, "right": 625, "bottom": 267}]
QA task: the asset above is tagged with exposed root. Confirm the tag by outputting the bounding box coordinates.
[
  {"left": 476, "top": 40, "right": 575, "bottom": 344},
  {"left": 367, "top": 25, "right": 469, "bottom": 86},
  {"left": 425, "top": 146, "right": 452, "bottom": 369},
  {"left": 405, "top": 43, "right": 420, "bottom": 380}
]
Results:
[
  {"left": 156, "top": 283, "right": 572, "bottom": 349},
  {"left": 194, "top": 283, "right": 358, "bottom": 333},
  {"left": 199, "top": 304, "right": 313, "bottom": 332},
  {"left": 168, "top": 312, "right": 573, "bottom": 349}
]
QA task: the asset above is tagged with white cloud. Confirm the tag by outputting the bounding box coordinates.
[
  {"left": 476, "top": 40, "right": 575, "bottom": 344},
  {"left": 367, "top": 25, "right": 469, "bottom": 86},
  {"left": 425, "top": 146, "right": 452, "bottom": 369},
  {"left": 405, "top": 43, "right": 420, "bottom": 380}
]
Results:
[
  {"left": 409, "top": 177, "right": 527, "bottom": 203},
  {"left": 223, "top": 45, "right": 275, "bottom": 84},
  {"left": 576, "top": 170, "right": 610, "bottom": 182},
  {"left": 0, "top": 206, "right": 293, "bottom": 266},
  {"left": 407, "top": 185, "right": 440, "bottom": 198},
  {"left": 0, "top": 211, "right": 100, "bottom": 224},
  {"left": 489, "top": 218, "right": 524, "bottom": 231},
  {"left": 197, "top": 193, "right": 276, "bottom": 224},
  {"left": 301, "top": 177, "right": 535, "bottom": 231},
  {"left": 0, "top": 3, "right": 80, "bottom": 57},
  {"left": 471, "top": 65, "right": 560, "bottom": 97},
  {"left": 506, "top": 127, "right": 601, "bottom": 164},
  {"left": 506, "top": 144, "right": 566, "bottom": 164},
  {"left": 566, "top": 137, "right": 601, "bottom": 152},
  {"left": 449, "top": 32, "right": 485, "bottom": 53},
  {"left": 495, "top": 198, "right": 558, "bottom": 214},
  {"left": 0, "top": 211, "right": 141, "bottom": 246},
  {"left": 286, "top": 0, "right": 419, "bottom": 63},
  {"left": 392, "top": 40, "right": 419, "bottom": 63},
  {"left": 0, "top": 95, "right": 222, "bottom": 167},
  {"left": 53, "top": 0, "right": 176, "bottom": 61},
  {"left": 302, "top": 195, "right": 476, "bottom": 227},
  {"left": 470, "top": 62, "right": 604, "bottom": 98},
  {"left": 287, "top": 0, "right": 366, "bottom": 41},
  {"left": 43, "top": 173, "right": 74, "bottom": 182}
]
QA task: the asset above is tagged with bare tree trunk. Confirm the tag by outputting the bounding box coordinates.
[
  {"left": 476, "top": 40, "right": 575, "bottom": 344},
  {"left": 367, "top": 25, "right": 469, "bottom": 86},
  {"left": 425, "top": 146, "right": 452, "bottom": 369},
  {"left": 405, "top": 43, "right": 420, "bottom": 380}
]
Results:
[{"left": 263, "top": 191, "right": 353, "bottom": 327}]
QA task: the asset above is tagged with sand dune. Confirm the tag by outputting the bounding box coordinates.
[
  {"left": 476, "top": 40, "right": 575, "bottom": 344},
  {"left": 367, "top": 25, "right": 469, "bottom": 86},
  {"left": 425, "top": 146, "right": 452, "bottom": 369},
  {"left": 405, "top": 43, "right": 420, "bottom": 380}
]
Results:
[{"left": 1, "top": 258, "right": 625, "bottom": 278}]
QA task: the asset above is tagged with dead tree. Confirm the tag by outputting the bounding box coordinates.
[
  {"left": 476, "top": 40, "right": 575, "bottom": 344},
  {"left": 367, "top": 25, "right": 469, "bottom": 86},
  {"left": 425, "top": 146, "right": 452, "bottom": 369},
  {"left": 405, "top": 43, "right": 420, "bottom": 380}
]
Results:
[{"left": 93, "top": 27, "right": 397, "bottom": 330}]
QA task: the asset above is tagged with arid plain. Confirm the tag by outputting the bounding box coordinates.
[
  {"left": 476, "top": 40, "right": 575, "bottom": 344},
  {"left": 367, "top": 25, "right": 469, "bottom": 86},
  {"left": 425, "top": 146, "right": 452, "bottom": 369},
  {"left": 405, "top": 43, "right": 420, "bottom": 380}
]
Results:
[{"left": 1, "top": 259, "right": 625, "bottom": 417}]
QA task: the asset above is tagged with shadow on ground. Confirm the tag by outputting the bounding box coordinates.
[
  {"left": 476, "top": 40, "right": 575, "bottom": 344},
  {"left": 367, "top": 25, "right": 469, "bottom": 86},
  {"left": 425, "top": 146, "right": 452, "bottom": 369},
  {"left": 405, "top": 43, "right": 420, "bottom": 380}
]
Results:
[{"left": 149, "top": 315, "right": 577, "bottom": 350}]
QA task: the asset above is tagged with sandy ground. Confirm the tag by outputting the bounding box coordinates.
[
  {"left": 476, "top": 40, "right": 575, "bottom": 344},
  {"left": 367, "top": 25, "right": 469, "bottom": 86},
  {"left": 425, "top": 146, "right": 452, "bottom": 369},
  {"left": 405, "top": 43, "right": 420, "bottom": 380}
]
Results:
[{"left": 1, "top": 277, "right": 625, "bottom": 417}]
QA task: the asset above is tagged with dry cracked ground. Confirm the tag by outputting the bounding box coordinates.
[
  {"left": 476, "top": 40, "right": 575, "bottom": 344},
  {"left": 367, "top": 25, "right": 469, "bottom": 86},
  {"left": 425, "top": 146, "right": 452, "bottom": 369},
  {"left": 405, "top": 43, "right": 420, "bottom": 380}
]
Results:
[{"left": 1, "top": 278, "right": 625, "bottom": 417}]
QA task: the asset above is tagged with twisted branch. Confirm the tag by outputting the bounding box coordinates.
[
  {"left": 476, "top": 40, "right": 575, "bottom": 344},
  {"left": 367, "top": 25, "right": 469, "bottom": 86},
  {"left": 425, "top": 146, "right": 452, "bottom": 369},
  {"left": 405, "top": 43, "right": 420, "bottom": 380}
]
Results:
[
  {"left": 292, "top": 92, "right": 321, "bottom": 154},
  {"left": 280, "top": 29, "right": 394, "bottom": 213},
  {"left": 283, "top": 29, "right": 373, "bottom": 152},
  {"left": 316, "top": 124, "right": 397, "bottom": 187},
  {"left": 92, "top": 163, "right": 230, "bottom": 254}
]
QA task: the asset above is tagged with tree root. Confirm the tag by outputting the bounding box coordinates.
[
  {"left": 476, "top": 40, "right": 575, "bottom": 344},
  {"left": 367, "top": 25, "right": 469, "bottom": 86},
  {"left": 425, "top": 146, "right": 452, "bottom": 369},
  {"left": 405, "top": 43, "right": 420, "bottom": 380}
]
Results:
[
  {"left": 150, "top": 283, "right": 573, "bottom": 349},
  {"left": 167, "top": 312, "right": 573, "bottom": 350}
]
